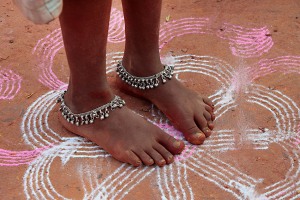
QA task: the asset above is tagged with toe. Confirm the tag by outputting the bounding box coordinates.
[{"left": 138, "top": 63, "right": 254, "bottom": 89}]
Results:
[
  {"left": 124, "top": 150, "right": 142, "bottom": 167},
  {"left": 186, "top": 131, "right": 206, "bottom": 145},
  {"left": 208, "top": 121, "right": 214, "bottom": 130},
  {"left": 147, "top": 149, "right": 167, "bottom": 167},
  {"left": 203, "top": 97, "right": 214, "bottom": 109},
  {"left": 134, "top": 150, "right": 154, "bottom": 166},
  {"left": 205, "top": 105, "right": 213, "bottom": 113},
  {"left": 179, "top": 118, "right": 206, "bottom": 145},
  {"left": 154, "top": 144, "right": 174, "bottom": 164},
  {"left": 195, "top": 113, "right": 212, "bottom": 137},
  {"left": 211, "top": 113, "right": 216, "bottom": 121},
  {"left": 204, "top": 111, "right": 214, "bottom": 130},
  {"left": 205, "top": 105, "right": 216, "bottom": 121},
  {"left": 157, "top": 132, "right": 185, "bottom": 155}
]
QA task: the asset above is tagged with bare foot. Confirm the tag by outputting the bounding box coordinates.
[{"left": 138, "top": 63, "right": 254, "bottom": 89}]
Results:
[
  {"left": 58, "top": 89, "right": 185, "bottom": 167},
  {"left": 117, "top": 59, "right": 215, "bottom": 145}
]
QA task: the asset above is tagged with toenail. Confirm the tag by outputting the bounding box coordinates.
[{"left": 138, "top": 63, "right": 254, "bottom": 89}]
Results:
[
  {"left": 204, "top": 127, "right": 211, "bottom": 133},
  {"left": 149, "top": 159, "right": 154, "bottom": 164},
  {"left": 188, "top": 132, "right": 205, "bottom": 145},
  {"left": 192, "top": 132, "right": 206, "bottom": 141},
  {"left": 194, "top": 132, "right": 204, "bottom": 138},
  {"left": 173, "top": 141, "right": 181, "bottom": 148},
  {"left": 206, "top": 130, "right": 212, "bottom": 135},
  {"left": 168, "top": 155, "right": 174, "bottom": 161},
  {"left": 136, "top": 161, "right": 142, "bottom": 166},
  {"left": 159, "top": 160, "right": 166, "bottom": 165}
]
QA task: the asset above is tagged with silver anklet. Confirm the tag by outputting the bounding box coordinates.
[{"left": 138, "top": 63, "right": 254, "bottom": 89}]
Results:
[
  {"left": 116, "top": 61, "right": 174, "bottom": 90},
  {"left": 56, "top": 91, "right": 126, "bottom": 126}
]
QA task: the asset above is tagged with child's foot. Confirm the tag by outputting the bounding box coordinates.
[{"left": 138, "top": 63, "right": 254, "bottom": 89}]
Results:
[
  {"left": 58, "top": 89, "right": 185, "bottom": 167},
  {"left": 117, "top": 58, "right": 215, "bottom": 145}
]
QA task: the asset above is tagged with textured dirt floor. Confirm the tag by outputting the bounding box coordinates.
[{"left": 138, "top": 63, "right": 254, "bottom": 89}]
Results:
[{"left": 1, "top": 0, "right": 300, "bottom": 199}]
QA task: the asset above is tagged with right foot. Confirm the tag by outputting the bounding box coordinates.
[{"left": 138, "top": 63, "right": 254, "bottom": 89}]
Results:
[{"left": 58, "top": 89, "right": 185, "bottom": 167}]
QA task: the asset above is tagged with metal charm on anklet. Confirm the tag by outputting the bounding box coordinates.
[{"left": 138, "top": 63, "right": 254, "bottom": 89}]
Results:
[
  {"left": 116, "top": 61, "right": 174, "bottom": 90},
  {"left": 56, "top": 91, "right": 126, "bottom": 126}
]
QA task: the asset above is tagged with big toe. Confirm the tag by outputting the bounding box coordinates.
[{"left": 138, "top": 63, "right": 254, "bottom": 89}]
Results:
[
  {"left": 196, "top": 112, "right": 213, "bottom": 137},
  {"left": 186, "top": 131, "right": 206, "bottom": 145},
  {"left": 179, "top": 118, "right": 207, "bottom": 145}
]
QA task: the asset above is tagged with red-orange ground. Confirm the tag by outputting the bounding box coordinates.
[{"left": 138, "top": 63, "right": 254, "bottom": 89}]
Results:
[{"left": 0, "top": 0, "right": 300, "bottom": 199}]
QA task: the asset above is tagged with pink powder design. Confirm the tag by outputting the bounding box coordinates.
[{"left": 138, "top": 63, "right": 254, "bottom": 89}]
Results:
[
  {"left": 0, "top": 146, "right": 50, "bottom": 167},
  {"left": 33, "top": 28, "right": 65, "bottom": 90},
  {"left": 32, "top": 8, "right": 274, "bottom": 90},
  {"left": 217, "top": 23, "right": 273, "bottom": 58},
  {"left": 154, "top": 122, "right": 196, "bottom": 162},
  {"left": 0, "top": 67, "right": 22, "bottom": 100},
  {"left": 246, "top": 56, "right": 300, "bottom": 81},
  {"left": 108, "top": 8, "right": 125, "bottom": 43}
]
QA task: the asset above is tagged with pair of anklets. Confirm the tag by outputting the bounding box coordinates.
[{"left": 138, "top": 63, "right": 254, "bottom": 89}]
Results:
[{"left": 57, "top": 61, "right": 175, "bottom": 126}]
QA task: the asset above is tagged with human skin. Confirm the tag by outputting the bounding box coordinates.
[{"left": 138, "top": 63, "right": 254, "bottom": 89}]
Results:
[
  {"left": 58, "top": 0, "right": 214, "bottom": 167},
  {"left": 120, "top": 0, "right": 215, "bottom": 144},
  {"left": 58, "top": 0, "right": 185, "bottom": 167}
]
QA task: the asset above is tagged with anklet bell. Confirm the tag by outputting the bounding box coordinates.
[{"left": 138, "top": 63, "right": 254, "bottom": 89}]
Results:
[
  {"left": 56, "top": 91, "right": 126, "bottom": 126},
  {"left": 116, "top": 61, "right": 174, "bottom": 90}
]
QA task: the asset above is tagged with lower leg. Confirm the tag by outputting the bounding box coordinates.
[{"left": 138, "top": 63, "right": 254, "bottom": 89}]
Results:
[
  {"left": 60, "top": 0, "right": 113, "bottom": 111},
  {"left": 59, "top": 0, "right": 184, "bottom": 167},
  {"left": 120, "top": 0, "right": 215, "bottom": 144},
  {"left": 122, "top": 0, "right": 162, "bottom": 76}
]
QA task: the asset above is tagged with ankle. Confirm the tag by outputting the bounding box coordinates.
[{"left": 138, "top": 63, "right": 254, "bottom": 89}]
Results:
[
  {"left": 63, "top": 87, "right": 114, "bottom": 113},
  {"left": 122, "top": 51, "right": 164, "bottom": 77}
]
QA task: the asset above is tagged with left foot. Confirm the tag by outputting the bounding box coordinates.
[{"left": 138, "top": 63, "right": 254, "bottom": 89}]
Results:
[{"left": 116, "top": 57, "right": 215, "bottom": 145}]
